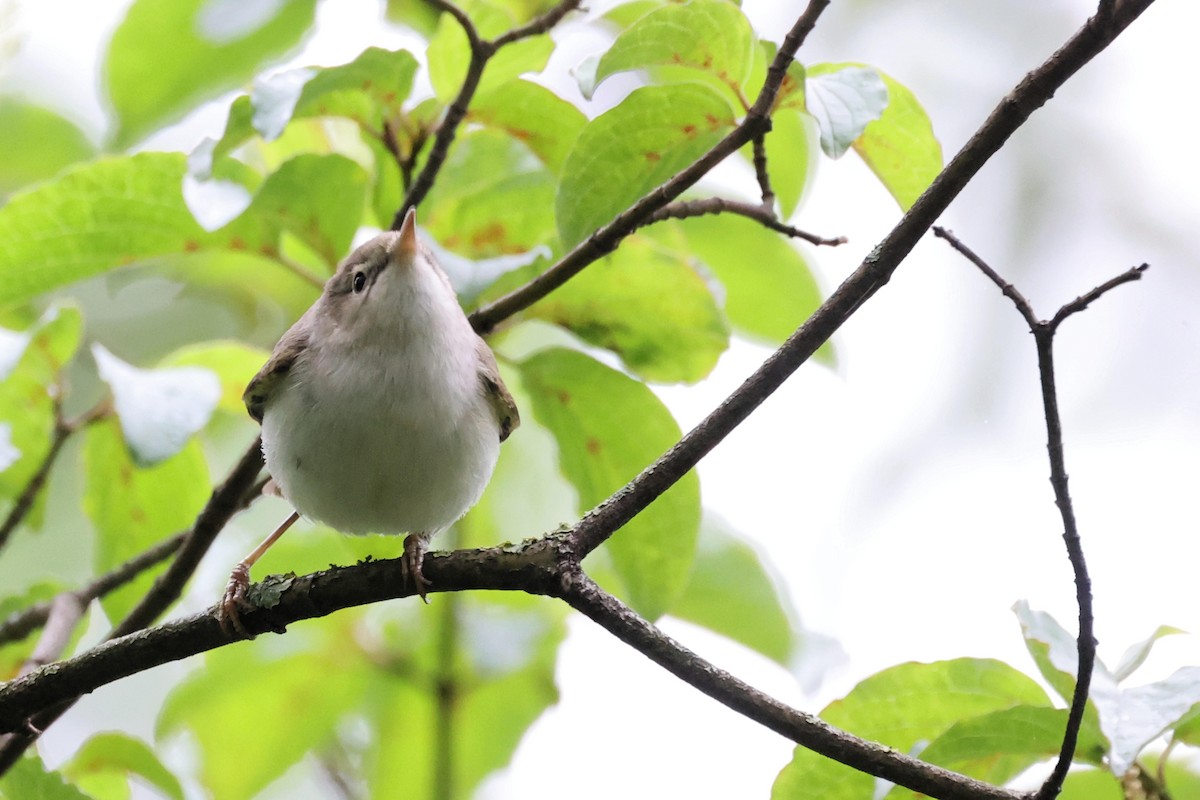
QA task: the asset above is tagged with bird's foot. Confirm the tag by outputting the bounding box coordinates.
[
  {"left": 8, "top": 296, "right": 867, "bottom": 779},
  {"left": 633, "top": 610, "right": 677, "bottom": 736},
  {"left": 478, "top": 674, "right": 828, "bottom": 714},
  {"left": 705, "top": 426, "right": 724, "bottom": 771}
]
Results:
[
  {"left": 402, "top": 533, "right": 432, "bottom": 602},
  {"left": 218, "top": 563, "right": 253, "bottom": 638}
]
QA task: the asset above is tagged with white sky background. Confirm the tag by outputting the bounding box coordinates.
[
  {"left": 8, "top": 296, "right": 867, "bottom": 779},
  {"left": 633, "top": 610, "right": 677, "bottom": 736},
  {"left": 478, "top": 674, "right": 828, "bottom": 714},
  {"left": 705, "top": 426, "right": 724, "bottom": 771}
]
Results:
[{"left": 3, "top": 0, "right": 1200, "bottom": 798}]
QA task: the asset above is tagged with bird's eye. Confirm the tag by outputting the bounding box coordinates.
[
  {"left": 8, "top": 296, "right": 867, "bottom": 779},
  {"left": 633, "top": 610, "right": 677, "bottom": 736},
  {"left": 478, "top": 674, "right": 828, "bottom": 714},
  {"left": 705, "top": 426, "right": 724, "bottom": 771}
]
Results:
[{"left": 352, "top": 271, "right": 367, "bottom": 294}]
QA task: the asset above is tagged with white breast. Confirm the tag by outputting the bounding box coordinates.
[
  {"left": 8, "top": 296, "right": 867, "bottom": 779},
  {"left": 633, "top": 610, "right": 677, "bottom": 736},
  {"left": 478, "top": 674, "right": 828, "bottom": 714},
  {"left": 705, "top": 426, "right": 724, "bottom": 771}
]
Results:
[{"left": 260, "top": 260, "right": 500, "bottom": 537}]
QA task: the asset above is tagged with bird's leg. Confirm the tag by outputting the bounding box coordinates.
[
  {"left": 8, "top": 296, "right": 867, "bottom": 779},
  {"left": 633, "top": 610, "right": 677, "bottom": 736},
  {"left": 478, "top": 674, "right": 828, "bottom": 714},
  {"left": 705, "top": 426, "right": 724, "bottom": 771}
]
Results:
[
  {"left": 402, "top": 531, "right": 432, "bottom": 602},
  {"left": 219, "top": 511, "right": 300, "bottom": 636}
]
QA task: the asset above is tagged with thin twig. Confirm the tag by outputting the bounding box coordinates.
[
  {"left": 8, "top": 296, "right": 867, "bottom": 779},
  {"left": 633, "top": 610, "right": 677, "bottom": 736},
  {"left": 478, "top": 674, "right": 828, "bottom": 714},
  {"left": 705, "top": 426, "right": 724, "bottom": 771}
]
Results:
[
  {"left": 752, "top": 134, "right": 776, "bottom": 210},
  {"left": 392, "top": 0, "right": 582, "bottom": 227},
  {"left": 0, "top": 424, "right": 69, "bottom": 553},
  {"left": 646, "top": 197, "right": 846, "bottom": 246},
  {"left": 934, "top": 226, "right": 1148, "bottom": 800},
  {"left": 0, "top": 399, "right": 109, "bottom": 554}
]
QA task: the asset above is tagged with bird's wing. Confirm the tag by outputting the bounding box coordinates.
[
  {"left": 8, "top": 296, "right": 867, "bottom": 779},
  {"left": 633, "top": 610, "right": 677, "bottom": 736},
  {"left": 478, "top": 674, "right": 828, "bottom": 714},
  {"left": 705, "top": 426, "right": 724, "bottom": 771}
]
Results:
[
  {"left": 476, "top": 337, "right": 520, "bottom": 442},
  {"left": 243, "top": 320, "right": 310, "bottom": 423}
]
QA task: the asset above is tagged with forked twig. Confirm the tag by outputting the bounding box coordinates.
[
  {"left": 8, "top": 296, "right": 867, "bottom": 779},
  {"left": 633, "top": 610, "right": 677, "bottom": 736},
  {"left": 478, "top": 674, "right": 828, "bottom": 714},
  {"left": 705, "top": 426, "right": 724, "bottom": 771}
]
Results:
[{"left": 934, "top": 225, "right": 1148, "bottom": 800}]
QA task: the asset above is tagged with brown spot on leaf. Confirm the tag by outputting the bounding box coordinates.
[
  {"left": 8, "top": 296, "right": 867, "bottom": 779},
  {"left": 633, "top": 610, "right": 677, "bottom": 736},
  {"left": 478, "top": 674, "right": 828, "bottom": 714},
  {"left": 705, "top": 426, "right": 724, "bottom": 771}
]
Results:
[
  {"left": 383, "top": 91, "right": 397, "bottom": 104},
  {"left": 119, "top": 463, "right": 133, "bottom": 485},
  {"left": 470, "top": 222, "right": 507, "bottom": 250},
  {"left": 130, "top": 507, "right": 146, "bottom": 523},
  {"left": 229, "top": 236, "right": 246, "bottom": 251},
  {"left": 585, "top": 437, "right": 602, "bottom": 456},
  {"left": 183, "top": 239, "right": 200, "bottom": 252},
  {"left": 645, "top": 151, "right": 662, "bottom": 162},
  {"left": 681, "top": 124, "right": 697, "bottom": 138},
  {"left": 557, "top": 389, "right": 570, "bottom": 405},
  {"left": 671, "top": 52, "right": 683, "bottom": 63},
  {"left": 361, "top": 79, "right": 373, "bottom": 91}
]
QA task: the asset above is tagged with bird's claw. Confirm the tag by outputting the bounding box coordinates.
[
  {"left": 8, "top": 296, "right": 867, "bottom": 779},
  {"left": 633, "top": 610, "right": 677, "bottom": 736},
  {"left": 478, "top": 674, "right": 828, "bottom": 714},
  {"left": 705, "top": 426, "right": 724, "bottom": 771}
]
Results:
[
  {"left": 402, "top": 534, "right": 432, "bottom": 603},
  {"left": 218, "top": 563, "right": 253, "bottom": 638}
]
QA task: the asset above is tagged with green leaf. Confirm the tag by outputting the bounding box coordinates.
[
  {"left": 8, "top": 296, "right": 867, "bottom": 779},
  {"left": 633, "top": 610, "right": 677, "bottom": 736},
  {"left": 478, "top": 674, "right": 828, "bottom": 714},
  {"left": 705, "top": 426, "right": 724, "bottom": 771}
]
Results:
[
  {"left": 223, "top": 153, "right": 369, "bottom": 266},
  {"left": 422, "top": 129, "right": 558, "bottom": 258},
  {"left": 0, "top": 755, "right": 92, "bottom": 800},
  {"left": 670, "top": 517, "right": 802, "bottom": 667},
  {"left": 518, "top": 232, "right": 729, "bottom": 383},
  {"left": 364, "top": 593, "right": 565, "bottom": 799},
  {"left": 92, "top": 344, "right": 220, "bottom": 466},
  {"left": 0, "top": 152, "right": 369, "bottom": 309},
  {"left": 0, "top": 154, "right": 207, "bottom": 308},
  {"left": 602, "top": 0, "right": 667, "bottom": 29},
  {"left": 0, "top": 98, "right": 95, "bottom": 196},
  {"left": 159, "top": 642, "right": 369, "bottom": 800},
  {"left": 673, "top": 214, "right": 824, "bottom": 348},
  {"left": 885, "top": 706, "right": 1107, "bottom": 800},
  {"left": 427, "top": 4, "right": 554, "bottom": 103},
  {"left": 772, "top": 750, "right": 871, "bottom": 800},
  {"left": 1113, "top": 625, "right": 1185, "bottom": 682},
  {"left": 774, "top": 659, "right": 1049, "bottom": 799},
  {"left": 1014, "top": 600, "right": 1086, "bottom": 705},
  {"left": 0, "top": 307, "right": 83, "bottom": 518},
  {"left": 1011, "top": 603, "right": 1200, "bottom": 776},
  {"left": 518, "top": 348, "right": 700, "bottom": 618},
  {"left": 1058, "top": 769, "right": 1123, "bottom": 800},
  {"left": 256, "top": 48, "right": 418, "bottom": 140},
  {"left": 470, "top": 80, "right": 587, "bottom": 175},
  {"left": 804, "top": 64, "right": 888, "bottom": 159},
  {"left": 159, "top": 340, "right": 270, "bottom": 416},
  {"left": 63, "top": 733, "right": 184, "bottom": 800},
  {"left": 579, "top": 0, "right": 755, "bottom": 101},
  {"left": 557, "top": 83, "right": 735, "bottom": 249},
  {"left": 83, "top": 420, "right": 209, "bottom": 622},
  {"left": 850, "top": 69, "right": 942, "bottom": 210},
  {"left": 104, "top": 0, "right": 318, "bottom": 148}
]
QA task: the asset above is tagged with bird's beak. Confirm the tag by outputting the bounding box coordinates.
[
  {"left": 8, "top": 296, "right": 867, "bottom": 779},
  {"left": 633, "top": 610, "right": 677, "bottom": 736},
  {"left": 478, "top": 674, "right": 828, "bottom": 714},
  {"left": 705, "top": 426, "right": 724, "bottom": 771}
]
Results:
[{"left": 398, "top": 207, "right": 419, "bottom": 259}]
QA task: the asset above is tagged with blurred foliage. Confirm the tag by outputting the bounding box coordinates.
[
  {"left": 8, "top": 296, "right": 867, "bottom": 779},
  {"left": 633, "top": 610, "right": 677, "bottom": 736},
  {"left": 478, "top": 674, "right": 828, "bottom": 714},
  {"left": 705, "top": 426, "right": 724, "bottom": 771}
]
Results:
[{"left": 9, "top": 1, "right": 1184, "bottom": 800}]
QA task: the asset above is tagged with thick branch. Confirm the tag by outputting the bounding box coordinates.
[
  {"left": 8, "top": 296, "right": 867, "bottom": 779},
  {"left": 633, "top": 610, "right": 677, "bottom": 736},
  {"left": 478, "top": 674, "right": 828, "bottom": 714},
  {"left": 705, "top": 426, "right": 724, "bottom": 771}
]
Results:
[
  {"left": 0, "top": 536, "right": 568, "bottom": 731},
  {"left": 560, "top": 573, "right": 1024, "bottom": 800}
]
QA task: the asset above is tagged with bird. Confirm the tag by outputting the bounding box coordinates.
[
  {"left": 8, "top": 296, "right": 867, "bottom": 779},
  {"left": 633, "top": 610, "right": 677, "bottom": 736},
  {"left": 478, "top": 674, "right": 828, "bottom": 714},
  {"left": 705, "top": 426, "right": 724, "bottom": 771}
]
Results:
[{"left": 219, "top": 208, "right": 519, "bottom": 635}]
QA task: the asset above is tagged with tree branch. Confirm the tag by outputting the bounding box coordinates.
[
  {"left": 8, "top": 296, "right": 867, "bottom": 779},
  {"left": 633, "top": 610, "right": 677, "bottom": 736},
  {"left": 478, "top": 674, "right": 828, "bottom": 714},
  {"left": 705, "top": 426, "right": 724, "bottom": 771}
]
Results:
[
  {"left": 752, "top": 133, "right": 776, "bottom": 210},
  {"left": 391, "top": 0, "right": 582, "bottom": 228},
  {"left": 933, "top": 226, "right": 1148, "bottom": 800},
  {"left": 559, "top": 573, "right": 1025, "bottom": 800},
  {"left": 0, "top": 399, "right": 108, "bottom": 554},
  {"left": 645, "top": 197, "right": 846, "bottom": 247},
  {"left": 468, "top": 0, "right": 833, "bottom": 334}
]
